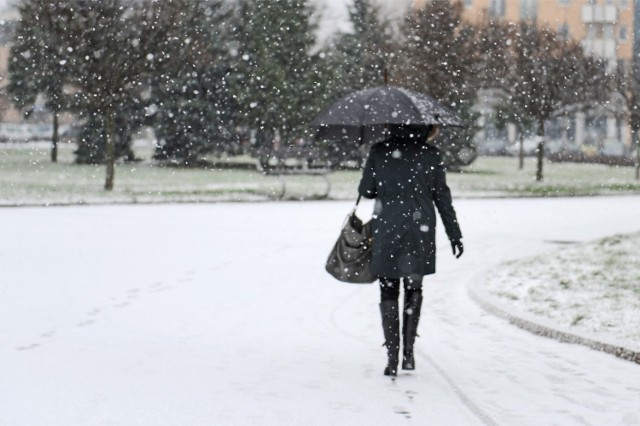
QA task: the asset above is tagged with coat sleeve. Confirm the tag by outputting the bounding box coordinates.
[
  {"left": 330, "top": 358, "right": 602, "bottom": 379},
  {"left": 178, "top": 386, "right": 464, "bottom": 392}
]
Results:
[
  {"left": 358, "top": 147, "right": 377, "bottom": 199},
  {"left": 432, "top": 153, "right": 462, "bottom": 241}
]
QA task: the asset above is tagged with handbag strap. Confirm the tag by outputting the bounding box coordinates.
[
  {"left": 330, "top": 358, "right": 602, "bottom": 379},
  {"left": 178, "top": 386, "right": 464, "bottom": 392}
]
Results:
[{"left": 351, "top": 195, "right": 362, "bottom": 216}]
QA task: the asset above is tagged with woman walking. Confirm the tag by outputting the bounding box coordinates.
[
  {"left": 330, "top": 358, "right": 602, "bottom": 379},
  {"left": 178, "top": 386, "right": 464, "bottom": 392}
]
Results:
[{"left": 358, "top": 125, "right": 464, "bottom": 377}]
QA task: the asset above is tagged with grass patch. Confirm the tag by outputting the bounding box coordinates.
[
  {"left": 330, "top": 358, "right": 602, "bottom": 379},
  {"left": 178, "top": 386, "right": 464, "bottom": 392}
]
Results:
[
  {"left": 2, "top": 142, "right": 640, "bottom": 206},
  {"left": 559, "top": 280, "right": 571, "bottom": 289},
  {"left": 448, "top": 156, "right": 640, "bottom": 197},
  {"left": 483, "top": 231, "right": 640, "bottom": 347},
  {"left": 571, "top": 315, "right": 586, "bottom": 326}
]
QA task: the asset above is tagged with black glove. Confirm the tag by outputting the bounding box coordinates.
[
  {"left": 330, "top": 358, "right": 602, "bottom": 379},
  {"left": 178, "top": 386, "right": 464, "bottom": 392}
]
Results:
[{"left": 451, "top": 239, "right": 464, "bottom": 259}]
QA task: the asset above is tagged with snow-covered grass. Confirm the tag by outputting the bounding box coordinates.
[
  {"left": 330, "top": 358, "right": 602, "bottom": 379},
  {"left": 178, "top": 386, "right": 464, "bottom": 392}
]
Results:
[
  {"left": 480, "top": 232, "right": 640, "bottom": 350},
  {"left": 1, "top": 142, "right": 640, "bottom": 206},
  {"left": 450, "top": 156, "right": 640, "bottom": 197},
  {"left": 0, "top": 142, "right": 341, "bottom": 204}
]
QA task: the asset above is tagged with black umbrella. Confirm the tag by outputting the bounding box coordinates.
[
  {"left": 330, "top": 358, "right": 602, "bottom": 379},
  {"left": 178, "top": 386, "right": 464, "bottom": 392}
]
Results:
[{"left": 310, "top": 85, "right": 464, "bottom": 144}]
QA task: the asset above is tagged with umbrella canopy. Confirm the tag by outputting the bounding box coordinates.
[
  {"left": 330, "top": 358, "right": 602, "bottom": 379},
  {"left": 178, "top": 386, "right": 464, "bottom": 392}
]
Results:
[{"left": 310, "top": 85, "right": 464, "bottom": 144}]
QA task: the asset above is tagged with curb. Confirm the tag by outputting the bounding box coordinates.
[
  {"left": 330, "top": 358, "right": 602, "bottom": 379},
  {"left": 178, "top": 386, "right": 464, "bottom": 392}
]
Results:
[{"left": 468, "top": 277, "right": 640, "bottom": 365}]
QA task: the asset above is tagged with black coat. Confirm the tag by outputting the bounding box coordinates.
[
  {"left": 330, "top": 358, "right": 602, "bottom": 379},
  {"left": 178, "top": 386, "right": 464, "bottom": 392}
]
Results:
[{"left": 358, "top": 136, "right": 462, "bottom": 279}]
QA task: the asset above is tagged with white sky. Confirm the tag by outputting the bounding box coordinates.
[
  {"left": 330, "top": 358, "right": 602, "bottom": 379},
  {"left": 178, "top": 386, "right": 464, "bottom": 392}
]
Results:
[
  {"left": 315, "top": 0, "right": 412, "bottom": 43},
  {"left": 0, "top": 0, "right": 411, "bottom": 25},
  {"left": 0, "top": 0, "right": 411, "bottom": 45}
]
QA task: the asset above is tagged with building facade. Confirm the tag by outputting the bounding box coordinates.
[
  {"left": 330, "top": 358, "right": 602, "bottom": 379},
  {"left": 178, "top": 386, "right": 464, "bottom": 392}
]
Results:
[
  {"left": 413, "top": 0, "right": 635, "bottom": 65},
  {"left": 413, "top": 0, "right": 640, "bottom": 156}
]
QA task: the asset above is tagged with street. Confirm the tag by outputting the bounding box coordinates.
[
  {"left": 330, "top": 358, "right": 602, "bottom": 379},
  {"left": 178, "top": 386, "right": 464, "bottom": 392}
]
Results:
[{"left": 1, "top": 197, "right": 639, "bottom": 425}]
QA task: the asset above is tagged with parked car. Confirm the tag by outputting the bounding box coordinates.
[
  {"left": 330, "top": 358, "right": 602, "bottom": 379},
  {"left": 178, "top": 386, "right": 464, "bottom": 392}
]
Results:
[
  {"left": 600, "top": 142, "right": 625, "bottom": 157},
  {"left": 0, "top": 123, "right": 53, "bottom": 142},
  {"left": 505, "top": 137, "right": 539, "bottom": 157},
  {"left": 0, "top": 124, "right": 33, "bottom": 142},
  {"left": 476, "top": 138, "right": 508, "bottom": 156}
]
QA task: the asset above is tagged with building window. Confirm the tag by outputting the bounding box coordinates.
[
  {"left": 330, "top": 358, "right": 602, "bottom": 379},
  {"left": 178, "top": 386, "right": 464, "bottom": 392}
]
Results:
[
  {"left": 620, "top": 0, "right": 628, "bottom": 8},
  {"left": 620, "top": 25, "right": 628, "bottom": 40},
  {"left": 586, "top": 25, "right": 597, "bottom": 39},
  {"left": 520, "top": 0, "right": 538, "bottom": 20},
  {"left": 558, "top": 0, "right": 571, "bottom": 5},
  {"left": 604, "top": 25, "right": 614, "bottom": 39},
  {"left": 465, "top": 0, "right": 473, "bottom": 7},
  {"left": 588, "top": 0, "right": 596, "bottom": 4},
  {"left": 489, "top": 0, "right": 505, "bottom": 17},
  {"left": 558, "top": 24, "right": 570, "bottom": 40}
]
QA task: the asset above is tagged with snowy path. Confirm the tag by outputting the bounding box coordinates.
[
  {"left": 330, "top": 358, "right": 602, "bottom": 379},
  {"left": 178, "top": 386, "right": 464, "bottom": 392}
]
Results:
[{"left": 1, "top": 197, "right": 640, "bottom": 425}]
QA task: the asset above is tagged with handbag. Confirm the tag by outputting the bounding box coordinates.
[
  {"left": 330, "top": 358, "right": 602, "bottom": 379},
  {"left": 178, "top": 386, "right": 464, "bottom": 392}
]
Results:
[{"left": 325, "top": 195, "right": 376, "bottom": 284}]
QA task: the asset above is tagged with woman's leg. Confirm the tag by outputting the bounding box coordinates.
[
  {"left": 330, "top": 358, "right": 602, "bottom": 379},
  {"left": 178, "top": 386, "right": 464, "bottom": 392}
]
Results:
[
  {"left": 380, "top": 277, "right": 401, "bottom": 302},
  {"left": 379, "top": 277, "right": 400, "bottom": 376},
  {"left": 402, "top": 277, "right": 423, "bottom": 370}
]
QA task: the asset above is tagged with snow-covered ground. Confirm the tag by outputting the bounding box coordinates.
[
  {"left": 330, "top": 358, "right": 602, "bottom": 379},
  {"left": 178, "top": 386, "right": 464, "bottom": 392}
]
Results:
[
  {"left": 480, "top": 231, "right": 640, "bottom": 351},
  {"left": 2, "top": 197, "right": 640, "bottom": 426}
]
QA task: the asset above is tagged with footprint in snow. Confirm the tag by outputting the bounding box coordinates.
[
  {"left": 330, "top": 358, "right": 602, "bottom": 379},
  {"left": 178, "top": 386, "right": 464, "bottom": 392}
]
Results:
[
  {"left": 394, "top": 406, "right": 411, "bottom": 419},
  {"left": 16, "top": 343, "right": 40, "bottom": 351},
  {"left": 148, "top": 282, "right": 171, "bottom": 293}
]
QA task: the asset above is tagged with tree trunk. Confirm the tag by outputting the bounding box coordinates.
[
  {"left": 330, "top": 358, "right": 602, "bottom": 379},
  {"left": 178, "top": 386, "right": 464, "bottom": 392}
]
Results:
[
  {"left": 518, "top": 131, "right": 524, "bottom": 170},
  {"left": 631, "top": 120, "right": 640, "bottom": 181},
  {"left": 51, "top": 112, "right": 59, "bottom": 163},
  {"left": 636, "top": 134, "right": 639, "bottom": 181},
  {"left": 536, "top": 120, "right": 545, "bottom": 182},
  {"left": 104, "top": 109, "right": 116, "bottom": 191}
]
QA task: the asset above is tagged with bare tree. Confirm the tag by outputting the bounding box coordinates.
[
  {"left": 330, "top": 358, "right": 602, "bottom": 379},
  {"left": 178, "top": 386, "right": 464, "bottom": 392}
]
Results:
[
  {"left": 612, "top": 60, "right": 640, "bottom": 180},
  {"left": 503, "top": 22, "right": 608, "bottom": 181},
  {"left": 472, "top": 17, "right": 533, "bottom": 170},
  {"left": 59, "top": 0, "right": 188, "bottom": 190}
]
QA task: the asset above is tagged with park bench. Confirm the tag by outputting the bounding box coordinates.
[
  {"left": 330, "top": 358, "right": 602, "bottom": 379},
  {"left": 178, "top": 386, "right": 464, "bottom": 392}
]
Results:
[{"left": 261, "top": 166, "right": 331, "bottom": 200}]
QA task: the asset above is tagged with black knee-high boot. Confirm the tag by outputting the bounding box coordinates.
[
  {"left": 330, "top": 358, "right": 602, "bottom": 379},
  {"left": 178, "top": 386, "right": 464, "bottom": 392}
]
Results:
[
  {"left": 380, "top": 300, "right": 400, "bottom": 377},
  {"left": 402, "top": 291, "right": 423, "bottom": 370}
]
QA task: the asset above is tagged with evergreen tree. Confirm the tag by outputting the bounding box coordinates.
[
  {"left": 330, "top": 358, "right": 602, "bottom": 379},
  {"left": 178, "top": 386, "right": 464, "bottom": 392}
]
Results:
[
  {"left": 333, "top": 0, "right": 396, "bottom": 91},
  {"left": 8, "top": 0, "right": 70, "bottom": 162},
  {"left": 397, "top": 0, "right": 478, "bottom": 169},
  {"left": 232, "top": 0, "right": 329, "bottom": 150},
  {"left": 150, "top": 0, "right": 239, "bottom": 165},
  {"left": 398, "top": 1, "right": 476, "bottom": 108},
  {"left": 153, "top": 65, "right": 239, "bottom": 165},
  {"left": 75, "top": 93, "right": 146, "bottom": 164}
]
